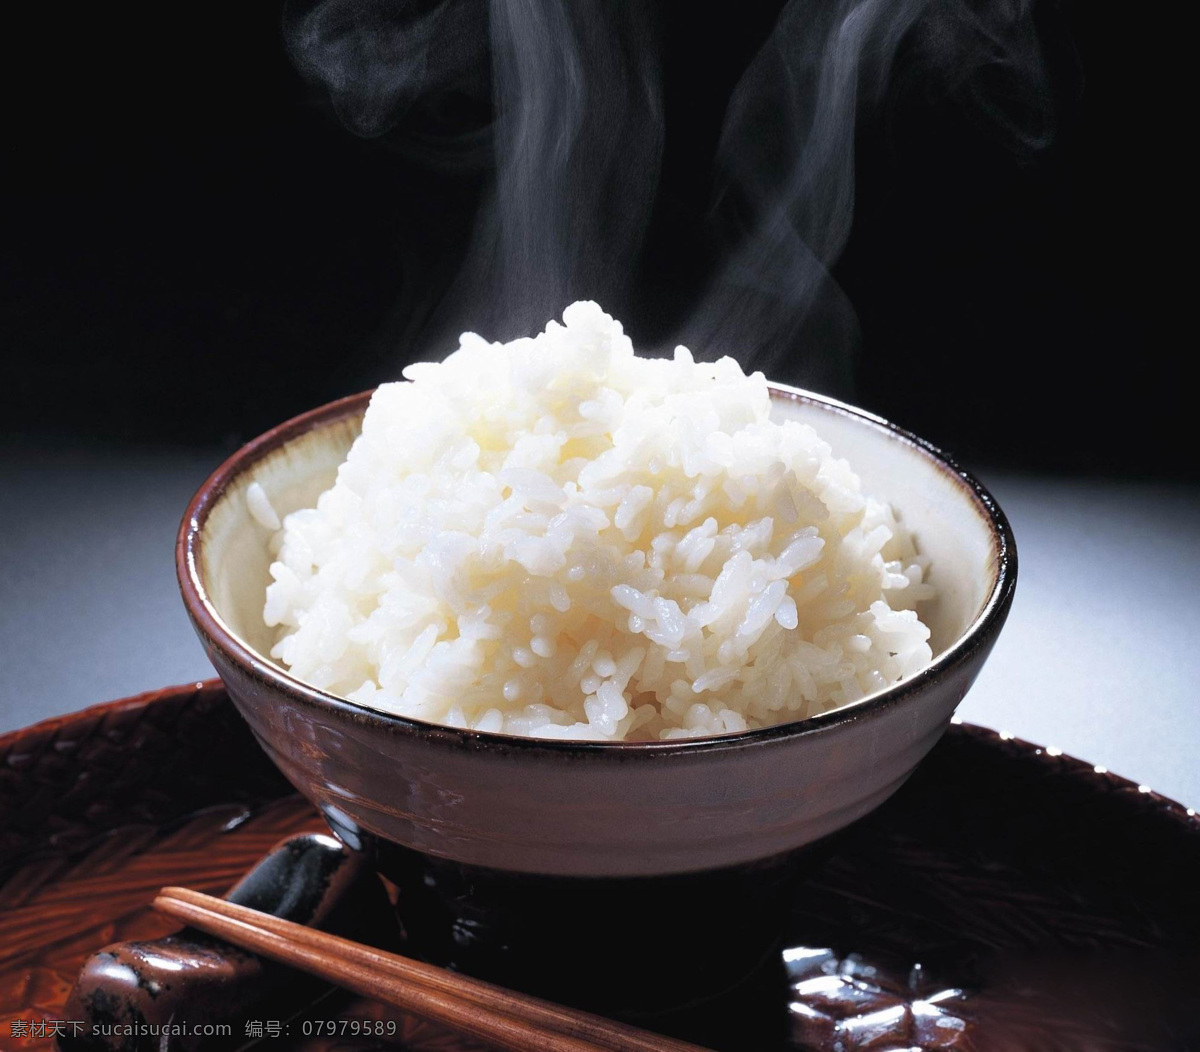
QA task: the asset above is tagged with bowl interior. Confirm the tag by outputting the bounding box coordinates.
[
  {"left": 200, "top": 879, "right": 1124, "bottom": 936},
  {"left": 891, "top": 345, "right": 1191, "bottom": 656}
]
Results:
[{"left": 196, "top": 390, "right": 1000, "bottom": 703}]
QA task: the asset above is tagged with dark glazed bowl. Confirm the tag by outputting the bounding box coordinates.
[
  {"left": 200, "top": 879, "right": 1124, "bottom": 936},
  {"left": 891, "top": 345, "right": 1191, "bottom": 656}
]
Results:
[{"left": 177, "top": 384, "right": 1015, "bottom": 1014}]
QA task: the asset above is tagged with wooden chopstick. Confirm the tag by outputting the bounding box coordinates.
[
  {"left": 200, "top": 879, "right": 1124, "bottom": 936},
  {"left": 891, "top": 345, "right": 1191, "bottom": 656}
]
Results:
[{"left": 152, "top": 886, "right": 711, "bottom": 1052}]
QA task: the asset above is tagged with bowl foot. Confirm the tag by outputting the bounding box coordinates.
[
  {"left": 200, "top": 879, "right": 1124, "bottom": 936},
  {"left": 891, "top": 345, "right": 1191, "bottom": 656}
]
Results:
[{"left": 372, "top": 838, "right": 837, "bottom": 1021}]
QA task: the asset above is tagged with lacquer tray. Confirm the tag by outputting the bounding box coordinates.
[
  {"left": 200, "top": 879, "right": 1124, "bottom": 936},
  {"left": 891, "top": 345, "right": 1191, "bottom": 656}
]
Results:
[{"left": 2, "top": 682, "right": 1197, "bottom": 1051}]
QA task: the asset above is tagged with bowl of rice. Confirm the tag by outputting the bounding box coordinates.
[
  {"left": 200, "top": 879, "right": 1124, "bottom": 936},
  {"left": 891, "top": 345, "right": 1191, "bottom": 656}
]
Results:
[{"left": 178, "top": 302, "right": 1015, "bottom": 1012}]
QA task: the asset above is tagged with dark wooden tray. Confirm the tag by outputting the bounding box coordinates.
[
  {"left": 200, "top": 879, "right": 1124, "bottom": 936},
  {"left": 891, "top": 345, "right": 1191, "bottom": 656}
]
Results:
[{"left": 2, "top": 682, "right": 1197, "bottom": 1051}]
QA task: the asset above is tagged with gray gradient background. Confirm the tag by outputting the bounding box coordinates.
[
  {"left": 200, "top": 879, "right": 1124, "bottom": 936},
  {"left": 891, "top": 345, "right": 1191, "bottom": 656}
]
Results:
[{"left": 2, "top": 442, "right": 1197, "bottom": 808}]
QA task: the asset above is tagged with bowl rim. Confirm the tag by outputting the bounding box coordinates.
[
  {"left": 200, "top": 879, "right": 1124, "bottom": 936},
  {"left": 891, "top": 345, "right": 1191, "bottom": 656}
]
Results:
[{"left": 177, "top": 383, "right": 1016, "bottom": 756}]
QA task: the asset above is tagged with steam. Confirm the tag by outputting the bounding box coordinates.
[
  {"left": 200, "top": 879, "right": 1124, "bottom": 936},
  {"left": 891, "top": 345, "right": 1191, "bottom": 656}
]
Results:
[
  {"left": 688, "top": 0, "right": 1055, "bottom": 385},
  {"left": 284, "top": 0, "right": 1057, "bottom": 389},
  {"left": 285, "top": 0, "right": 488, "bottom": 142},
  {"left": 459, "top": 0, "right": 663, "bottom": 338}
]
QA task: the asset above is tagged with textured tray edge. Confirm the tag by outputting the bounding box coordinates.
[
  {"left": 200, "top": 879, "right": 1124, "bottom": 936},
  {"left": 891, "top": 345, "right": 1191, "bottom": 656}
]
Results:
[{"left": 2, "top": 681, "right": 1196, "bottom": 835}]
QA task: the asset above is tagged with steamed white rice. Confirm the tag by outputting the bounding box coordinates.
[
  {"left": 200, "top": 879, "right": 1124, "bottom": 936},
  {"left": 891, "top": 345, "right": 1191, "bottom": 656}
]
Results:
[{"left": 260, "top": 302, "right": 934, "bottom": 740}]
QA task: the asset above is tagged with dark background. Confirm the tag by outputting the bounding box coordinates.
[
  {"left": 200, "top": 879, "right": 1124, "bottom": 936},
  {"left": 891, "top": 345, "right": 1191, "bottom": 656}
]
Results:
[{"left": 2, "top": 1, "right": 1183, "bottom": 478}]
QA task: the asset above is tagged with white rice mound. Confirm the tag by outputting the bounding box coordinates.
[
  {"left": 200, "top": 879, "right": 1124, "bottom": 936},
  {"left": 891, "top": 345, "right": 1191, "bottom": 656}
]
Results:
[{"left": 261, "top": 302, "right": 935, "bottom": 741}]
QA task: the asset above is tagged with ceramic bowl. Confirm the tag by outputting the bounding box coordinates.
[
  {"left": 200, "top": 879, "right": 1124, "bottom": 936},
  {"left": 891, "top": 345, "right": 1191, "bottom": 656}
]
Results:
[{"left": 177, "top": 384, "right": 1015, "bottom": 1012}]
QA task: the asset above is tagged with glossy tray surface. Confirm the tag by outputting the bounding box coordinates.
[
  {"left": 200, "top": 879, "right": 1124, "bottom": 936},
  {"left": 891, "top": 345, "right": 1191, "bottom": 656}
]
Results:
[{"left": 1, "top": 683, "right": 1197, "bottom": 1051}]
